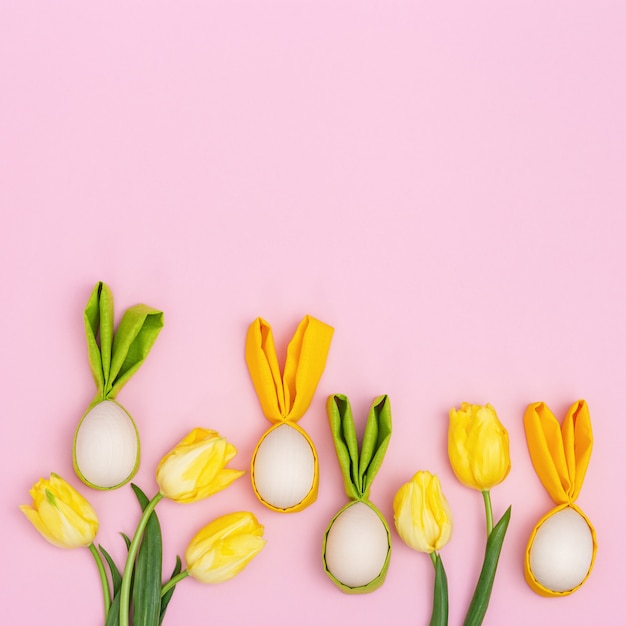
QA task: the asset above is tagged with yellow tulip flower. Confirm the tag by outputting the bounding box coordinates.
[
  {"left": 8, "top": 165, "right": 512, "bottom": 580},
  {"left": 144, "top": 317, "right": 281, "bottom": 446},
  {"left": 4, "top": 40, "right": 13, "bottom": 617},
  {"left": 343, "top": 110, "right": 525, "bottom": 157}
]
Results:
[
  {"left": 448, "top": 403, "right": 511, "bottom": 491},
  {"left": 393, "top": 471, "right": 453, "bottom": 554},
  {"left": 185, "top": 512, "right": 266, "bottom": 583},
  {"left": 20, "top": 473, "right": 98, "bottom": 549},
  {"left": 156, "top": 428, "right": 245, "bottom": 503}
]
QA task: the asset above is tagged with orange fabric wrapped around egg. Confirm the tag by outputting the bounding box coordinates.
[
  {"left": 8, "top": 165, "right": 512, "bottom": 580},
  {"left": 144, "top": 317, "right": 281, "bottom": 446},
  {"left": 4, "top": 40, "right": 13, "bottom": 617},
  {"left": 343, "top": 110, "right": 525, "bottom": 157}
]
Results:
[
  {"left": 523, "top": 400, "right": 597, "bottom": 597},
  {"left": 245, "top": 315, "right": 333, "bottom": 513}
]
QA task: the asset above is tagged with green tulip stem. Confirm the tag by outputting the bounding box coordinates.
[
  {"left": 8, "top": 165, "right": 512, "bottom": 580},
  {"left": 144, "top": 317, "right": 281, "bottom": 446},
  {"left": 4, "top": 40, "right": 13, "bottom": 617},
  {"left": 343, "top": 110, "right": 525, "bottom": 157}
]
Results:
[
  {"left": 161, "top": 569, "right": 190, "bottom": 597},
  {"left": 88, "top": 542, "right": 111, "bottom": 620},
  {"left": 120, "top": 492, "right": 164, "bottom": 626},
  {"left": 482, "top": 490, "right": 493, "bottom": 536},
  {"left": 428, "top": 551, "right": 449, "bottom": 626}
]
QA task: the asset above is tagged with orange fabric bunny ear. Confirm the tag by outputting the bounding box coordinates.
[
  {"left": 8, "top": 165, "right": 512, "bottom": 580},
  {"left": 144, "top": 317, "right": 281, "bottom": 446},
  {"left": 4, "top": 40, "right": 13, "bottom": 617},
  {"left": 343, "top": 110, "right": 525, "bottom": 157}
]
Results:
[
  {"left": 523, "top": 400, "right": 592, "bottom": 504},
  {"left": 245, "top": 315, "right": 334, "bottom": 424},
  {"left": 245, "top": 315, "right": 333, "bottom": 513}
]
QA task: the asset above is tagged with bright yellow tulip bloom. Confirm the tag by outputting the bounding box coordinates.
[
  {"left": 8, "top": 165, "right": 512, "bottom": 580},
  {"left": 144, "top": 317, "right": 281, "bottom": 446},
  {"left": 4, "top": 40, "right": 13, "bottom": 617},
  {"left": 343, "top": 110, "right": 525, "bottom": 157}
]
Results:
[
  {"left": 20, "top": 473, "right": 98, "bottom": 549},
  {"left": 393, "top": 471, "right": 453, "bottom": 554},
  {"left": 448, "top": 403, "right": 511, "bottom": 491},
  {"left": 156, "top": 428, "right": 245, "bottom": 503},
  {"left": 185, "top": 511, "right": 266, "bottom": 583}
]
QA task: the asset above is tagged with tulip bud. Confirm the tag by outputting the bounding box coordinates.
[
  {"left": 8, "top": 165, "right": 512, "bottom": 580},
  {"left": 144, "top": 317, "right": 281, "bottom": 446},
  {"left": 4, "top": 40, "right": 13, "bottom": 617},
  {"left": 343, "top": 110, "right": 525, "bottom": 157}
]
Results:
[
  {"left": 20, "top": 473, "right": 98, "bottom": 549},
  {"left": 185, "top": 512, "right": 266, "bottom": 584},
  {"left": 393, "top": 471, "right": 453, "bottom": 554},
  {"left": 448, "top": 403, "right": 511, "bottom": 491},
  {"left": 156, "top": 428, "right": 245, "bottom": 503}
]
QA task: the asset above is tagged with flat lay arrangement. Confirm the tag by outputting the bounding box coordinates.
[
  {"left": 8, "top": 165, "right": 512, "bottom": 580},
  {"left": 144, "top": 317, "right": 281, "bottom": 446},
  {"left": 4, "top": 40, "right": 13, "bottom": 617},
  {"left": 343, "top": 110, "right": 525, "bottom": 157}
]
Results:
[{"left": 19, "top": 282, "right": 597, "bottom": 626}]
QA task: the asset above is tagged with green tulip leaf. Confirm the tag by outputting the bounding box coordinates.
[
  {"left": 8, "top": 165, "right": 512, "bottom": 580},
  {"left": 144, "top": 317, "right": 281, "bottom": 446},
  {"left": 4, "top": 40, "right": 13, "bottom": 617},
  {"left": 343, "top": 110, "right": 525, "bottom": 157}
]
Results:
[
  {"left": 99, "top": 544, "right": 123, "bottom": 595},
  {"left": 121, "top": 532, "right": 132, "bottom": 550},
  {"left": 132, "top": 484, "right": 163, "bottom": 626},
  {"left": 105, "top": 589, "right": 122, "bottom": 626},
  {"left": 159, "top": 556, "right": 183, "bottom": 625},
  {"left": 463, "top": 506, "right": 512, "bottom": 626},
  {"left": 83, "top": 281, "right": 164, "bottom": 401},
  {"left": 327, "top": 394, "right": 391, "bottom": 499},
  {"left": 430, "top": 553, "right": 449, "bottom": 626}
]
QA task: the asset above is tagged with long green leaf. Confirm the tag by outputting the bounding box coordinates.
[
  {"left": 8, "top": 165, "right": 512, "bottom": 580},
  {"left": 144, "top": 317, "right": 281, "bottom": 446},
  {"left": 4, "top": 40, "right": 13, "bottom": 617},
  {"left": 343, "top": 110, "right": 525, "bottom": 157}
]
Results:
[
  {"left": 463, "top": 506, "right": 512, "bottom": 626},
  {"left": 132, "top": 484, "right": 163, "bottom": 626},
  {"left": 99, "top": 544, "right": 123, "bottom": 595},
  {"left": 159, "top": 556, "right": 182, "bottom": 625},
  {"left": 430, "top": 553, "right": 449, "bottom": 626},
  {"left": 105, "top": 588, "right": 122, "bottom": 626},
  {"left": 121, "top": 533, "right": 131, "bottom": 550},
  {"left": 105, "top": 533, "right": 135, "bottom": 626}
]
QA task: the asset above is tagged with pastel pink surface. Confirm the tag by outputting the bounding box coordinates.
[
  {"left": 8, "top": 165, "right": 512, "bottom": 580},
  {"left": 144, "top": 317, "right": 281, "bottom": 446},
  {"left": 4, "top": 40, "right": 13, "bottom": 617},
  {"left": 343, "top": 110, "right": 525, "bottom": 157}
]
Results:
[{"left": 2, "top": 2, "right": 625, "bottom": 625}]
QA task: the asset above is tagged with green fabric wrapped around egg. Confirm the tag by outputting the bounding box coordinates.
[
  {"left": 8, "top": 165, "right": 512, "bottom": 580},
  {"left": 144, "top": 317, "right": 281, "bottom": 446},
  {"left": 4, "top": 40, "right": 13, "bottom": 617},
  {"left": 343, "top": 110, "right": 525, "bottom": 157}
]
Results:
[
  {"left": 72, "top": 282, "right": 164, "bottom": 490},
  {"left": 322, "top": 394, "right": 392, "bottom": 594}
]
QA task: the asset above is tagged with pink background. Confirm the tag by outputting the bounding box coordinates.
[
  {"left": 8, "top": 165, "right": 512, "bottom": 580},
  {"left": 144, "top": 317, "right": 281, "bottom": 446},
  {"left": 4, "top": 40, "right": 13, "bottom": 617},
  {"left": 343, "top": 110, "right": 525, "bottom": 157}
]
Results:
[{"left": 2, "top": 2, "right": 625, "bottom": 625}]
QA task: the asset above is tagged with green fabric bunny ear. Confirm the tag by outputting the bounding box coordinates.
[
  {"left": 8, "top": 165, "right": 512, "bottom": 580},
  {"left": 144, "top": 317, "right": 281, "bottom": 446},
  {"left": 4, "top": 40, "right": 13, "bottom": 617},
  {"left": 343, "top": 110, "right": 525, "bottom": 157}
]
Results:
[
  {"left": 85, "top": 282, "right": 164, "bottom": 401},
  {"left": 328, "top": 394, "right": 392, "bottom": 501},
  {"left": 323, "top": 394, "right": 392, "bottom": 594},
  {"left": 74, "top": 281, "right": 164, "bottom": 491}
]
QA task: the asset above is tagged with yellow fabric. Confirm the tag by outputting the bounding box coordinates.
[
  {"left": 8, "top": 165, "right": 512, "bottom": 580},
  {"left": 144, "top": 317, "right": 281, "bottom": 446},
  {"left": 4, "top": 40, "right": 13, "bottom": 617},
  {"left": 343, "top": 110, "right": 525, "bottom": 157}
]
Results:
[
  {"left": 156, "top": 428, "right": 245, "bottom": 503},
  {"left": 20, "top": 473, "right": 99, "bottom": 549},
  {"left": 524, "top": 503, "right": 597, "bottom": 598},
  {"left": 524, "top": 400, "right": 592, "bottom": 504},
  {"left": 448, "top": 403, "right": 511, "bottom": 491},
  {"left": 523, "top": 400, "right": 596, "bottom": 596},
  {"left": 185, "top": 511, "right": 265, "bottom": 584},
  {"left": 250, "top": 422, "right": 320, "bottom": 513},
  {"left": 245, "top": 315, "right": 334, "bottom": 424},
  {"left": 245, "top": 315, "right": 333, "bottom": 512}
]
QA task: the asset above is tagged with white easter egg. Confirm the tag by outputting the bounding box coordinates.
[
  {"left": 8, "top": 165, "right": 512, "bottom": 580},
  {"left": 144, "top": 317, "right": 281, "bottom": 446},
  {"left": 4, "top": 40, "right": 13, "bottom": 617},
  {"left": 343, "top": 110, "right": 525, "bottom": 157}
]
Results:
[
  {"left": 74, "top": 400, "right": 139, "bottom": 489},
  {"left": 529, "top": 506, "right": 594, "bottom": 593},
  {"left": 324, "top": 501, "right": 390, "bottom": 588},
  {"left": 253, "top": 424, "right": 315, "bottom": 509}
]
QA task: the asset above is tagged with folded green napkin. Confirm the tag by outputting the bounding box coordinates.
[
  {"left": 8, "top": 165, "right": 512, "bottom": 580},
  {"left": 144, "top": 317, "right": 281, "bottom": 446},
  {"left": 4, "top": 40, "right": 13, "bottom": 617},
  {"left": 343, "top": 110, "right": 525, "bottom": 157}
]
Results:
[
  {"left": 323, "top": 394, "right": 392, "bottom": 593},
  {"left": 73, "top": 282, "right": 164, "bottom": 490}
]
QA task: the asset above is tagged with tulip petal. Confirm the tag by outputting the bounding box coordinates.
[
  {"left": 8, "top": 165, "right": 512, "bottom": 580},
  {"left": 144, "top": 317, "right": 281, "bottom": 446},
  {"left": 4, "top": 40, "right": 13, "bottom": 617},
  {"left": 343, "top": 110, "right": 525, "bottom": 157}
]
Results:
[
  {"left": 156, "top": 430, "right": 244, "bottom": 503},
  {"left": 20, "top": 474, "right": 98, "bottom": 549},
  {"left": 448, "top": 404, "right": 510, "bottom": 491},
  {"left": 393, "top": 472, "right": 453, "bottom": 554},
  {"left": 185, "top": 512, "right": 265, "bottom": 584}
]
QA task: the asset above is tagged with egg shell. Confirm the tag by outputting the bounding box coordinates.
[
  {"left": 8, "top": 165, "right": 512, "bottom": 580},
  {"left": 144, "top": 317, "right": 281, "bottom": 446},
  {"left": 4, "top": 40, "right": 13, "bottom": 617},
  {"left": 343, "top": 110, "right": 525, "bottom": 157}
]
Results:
[
  {"left": 323, "top": 500, "right": 391, "bottom": 590},
  {"left": 73, "top": 400, "right": 139, "bottom": 489},
  {"left": 528, "top": 505, "right": 595, "bottom": 594},
  {"left": 252, "top": 423, "right": 316, "bottom": 510}
]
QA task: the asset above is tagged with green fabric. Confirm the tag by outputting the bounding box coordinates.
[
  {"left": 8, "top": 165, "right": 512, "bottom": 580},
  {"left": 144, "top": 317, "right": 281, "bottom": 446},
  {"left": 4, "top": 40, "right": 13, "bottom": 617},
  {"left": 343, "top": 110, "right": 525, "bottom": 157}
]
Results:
[
  {"left": 322, "top": 500, "right": 392, "bottom": 595},
  {"left": 324, "top": 394, "right": 392, "bottom": 594},
  {"left": 327, "top": 394, "right": 392, "bottom": 500},
  {"left": 84, "top": 282, "right": 164, "bottom": 400}
]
